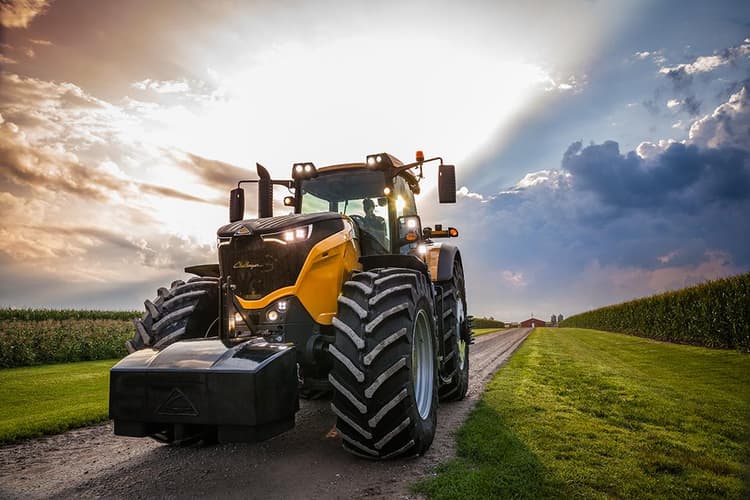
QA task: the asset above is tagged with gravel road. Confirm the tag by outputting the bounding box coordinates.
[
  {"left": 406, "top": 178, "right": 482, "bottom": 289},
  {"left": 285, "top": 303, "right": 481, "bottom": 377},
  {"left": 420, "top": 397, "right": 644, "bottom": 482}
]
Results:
[{"left": 0, "top": 328, "right": 530, "bottom": 499}]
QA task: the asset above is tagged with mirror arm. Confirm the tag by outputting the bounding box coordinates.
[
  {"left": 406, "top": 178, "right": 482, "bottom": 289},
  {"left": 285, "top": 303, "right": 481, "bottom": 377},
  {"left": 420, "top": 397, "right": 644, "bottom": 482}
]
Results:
[{"left": 391, "top": 156, "right": 443, "bottom": 177}]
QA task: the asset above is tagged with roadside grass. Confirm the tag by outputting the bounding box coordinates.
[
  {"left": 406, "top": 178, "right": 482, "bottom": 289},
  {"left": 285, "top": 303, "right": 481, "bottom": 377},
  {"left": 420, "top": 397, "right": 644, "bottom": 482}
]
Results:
[
  {"left": 0, "top": 359, "right": 117, "bottom": 443},
  {"left": 416, "top": 328, "right": 750, "bottom": 499},
  {"left": 473, "top": 327, "right": 507, "bottom": 337}
]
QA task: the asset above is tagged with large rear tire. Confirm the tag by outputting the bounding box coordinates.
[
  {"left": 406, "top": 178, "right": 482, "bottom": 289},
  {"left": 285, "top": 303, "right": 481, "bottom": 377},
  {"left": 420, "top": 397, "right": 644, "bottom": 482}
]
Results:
[
  {"left": 438, "top": 260, "right": 469, "bottom": 401},
  {"left": 127, "top": 277, "right": 220, "bottom": 352},
  {"left": 330, "top": 268, "right": 438, "bottom": 459}
]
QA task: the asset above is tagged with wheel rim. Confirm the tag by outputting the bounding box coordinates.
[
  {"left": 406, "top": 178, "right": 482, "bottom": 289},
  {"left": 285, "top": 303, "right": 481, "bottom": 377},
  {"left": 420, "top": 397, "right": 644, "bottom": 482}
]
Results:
[
  {"left": 456, "top": 295, "right": 466, "bottom": 370},
  {"left": 411, "top": 309, "right": 434, "bottom": 420}
]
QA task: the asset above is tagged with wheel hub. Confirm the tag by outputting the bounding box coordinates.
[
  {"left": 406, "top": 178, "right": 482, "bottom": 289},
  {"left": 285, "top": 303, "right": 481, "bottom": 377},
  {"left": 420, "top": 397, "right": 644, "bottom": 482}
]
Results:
[
  {"left": 411, "top": 309, "right": 434, "bottom": 420},
  {"left": 456, "top": 296, "right": 466, "bottom": 370}
]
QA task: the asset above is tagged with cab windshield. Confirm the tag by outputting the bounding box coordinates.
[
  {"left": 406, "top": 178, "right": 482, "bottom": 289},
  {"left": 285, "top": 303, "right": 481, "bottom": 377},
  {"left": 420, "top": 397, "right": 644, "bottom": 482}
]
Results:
[{"left": 301, "top": 169, "right": 391, "bottom": 253}]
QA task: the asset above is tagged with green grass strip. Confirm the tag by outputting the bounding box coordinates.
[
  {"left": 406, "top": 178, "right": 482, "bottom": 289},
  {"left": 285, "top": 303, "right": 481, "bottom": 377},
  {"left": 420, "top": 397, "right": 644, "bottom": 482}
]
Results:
[
  {"left": 416, "top": 328, "right": 750, "bottom": 499},
  {"left": 0, "top": 359, "right": 117, "bottom": 443},
  {"left": 473, "top": 327, "right": 505, "bottom": 337}
]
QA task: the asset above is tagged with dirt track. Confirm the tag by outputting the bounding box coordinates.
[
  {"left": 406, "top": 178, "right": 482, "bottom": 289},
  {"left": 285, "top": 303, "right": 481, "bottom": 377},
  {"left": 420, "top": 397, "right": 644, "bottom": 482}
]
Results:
[{"left": 0, "top": 328, "right": 530, "bottom": 499}]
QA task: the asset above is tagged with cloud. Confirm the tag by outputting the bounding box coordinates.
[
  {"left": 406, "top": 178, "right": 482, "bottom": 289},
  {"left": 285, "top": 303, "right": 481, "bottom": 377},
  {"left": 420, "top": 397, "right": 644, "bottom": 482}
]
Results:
[
  {"left": 542, "top": 74, "right": 585, "bottom": 93},
  {"left": 175, "top": 152, "right": 253, "bottom": 191},
  {"left": 688, "top": 86, "right": 750, "bottom": 152},
  {"left": 658, "top": 38, "right": 750, "bottom": 105},
  {"left": 0, "top": 115, "right": 122, "bottom": 200},
  {"left": 659, "top": 38, "right": 750, "bottom": 77},
  {"left": 514, "top": 169, "right": 571, "bottom": 190},
  {"left": 454, "top": 86, "right": 750, "bottom": 318},
  {"left": 0, "top": 0, "right": 51, "bottom": 28},
  {"left": 0, "top": 70, "right": 246, "bottom": 308},
  {"left": 132, "top": 78, "right": 191, "bottom": 94},
  {"left": 0, "top": 54, "right": 17, "bottom": 64},
  {"left": 457, "top": 186, "right": 490, "bottom": 202},
  {"left": 563, "top": 139, "right": 749, "bottom": 210},
  {"left": 501, "top": 271, "right": 527, "bottom": 288},
  {"left": 28, "top": 38, "right": 52, "bottom": 46}
]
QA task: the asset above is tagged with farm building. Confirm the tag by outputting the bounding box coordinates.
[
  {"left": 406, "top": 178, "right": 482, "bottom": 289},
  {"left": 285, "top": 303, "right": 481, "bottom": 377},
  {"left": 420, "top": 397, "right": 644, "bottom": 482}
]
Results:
[{"left": 521, "top": 317, "right": 546, "bottom": 328}]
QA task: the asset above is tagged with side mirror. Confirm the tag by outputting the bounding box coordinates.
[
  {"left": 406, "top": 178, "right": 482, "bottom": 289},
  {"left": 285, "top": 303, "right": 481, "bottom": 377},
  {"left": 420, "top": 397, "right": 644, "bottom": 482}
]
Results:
[
  {"left": 229, "top": 188, "right": 245, "bottom": 222},
  {"left": 398, "top": 215, "right": 422, "bottom": 245},
  {"left": 438, "top": 164, "right": 456, "bottom": 203}
]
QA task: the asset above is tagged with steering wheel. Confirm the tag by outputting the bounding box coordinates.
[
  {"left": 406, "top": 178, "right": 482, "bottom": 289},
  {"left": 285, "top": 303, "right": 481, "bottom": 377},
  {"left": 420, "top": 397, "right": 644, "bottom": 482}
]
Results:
[{"left": 349, "top": 214, "right": 365, "bottom": 225}]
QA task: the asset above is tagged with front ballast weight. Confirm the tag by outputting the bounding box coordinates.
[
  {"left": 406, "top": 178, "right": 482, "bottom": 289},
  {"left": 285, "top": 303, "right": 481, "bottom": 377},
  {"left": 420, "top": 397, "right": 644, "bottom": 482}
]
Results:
[{"left": 110, "top": 338, "right": 299, "bottom": 444}]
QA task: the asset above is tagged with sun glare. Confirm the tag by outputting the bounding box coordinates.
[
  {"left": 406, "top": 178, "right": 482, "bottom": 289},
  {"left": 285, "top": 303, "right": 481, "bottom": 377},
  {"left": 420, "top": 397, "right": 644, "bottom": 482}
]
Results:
[{"left": 144, "top": 35, "right": 551, "bottom": 179}]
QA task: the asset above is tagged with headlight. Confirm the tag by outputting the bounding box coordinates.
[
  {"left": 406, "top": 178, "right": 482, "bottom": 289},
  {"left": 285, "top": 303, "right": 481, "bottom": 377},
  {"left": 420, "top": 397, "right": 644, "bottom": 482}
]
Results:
[{"left": 261, "top": 224, "right": 312, "bottom": 245}]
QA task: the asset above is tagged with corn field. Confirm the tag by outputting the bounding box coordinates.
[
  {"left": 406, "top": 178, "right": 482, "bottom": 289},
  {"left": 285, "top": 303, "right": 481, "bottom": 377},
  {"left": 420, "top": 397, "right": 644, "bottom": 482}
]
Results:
[
  {"left": 0, "top": 316, "right": 134, "bottom": 368},
  {"left": 560, "top": 272, "right": 750, "bottom": 351},
  {"left": 0, "top": 308, "right": 139, "bottom": 321}
]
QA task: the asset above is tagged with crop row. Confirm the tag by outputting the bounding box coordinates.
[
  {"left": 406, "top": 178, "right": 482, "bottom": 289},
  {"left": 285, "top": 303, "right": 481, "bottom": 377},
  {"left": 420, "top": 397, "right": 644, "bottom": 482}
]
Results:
[
  {"left": 0, "top": 308, "right": 140, "bottom": 321},
  {"left": 472, "top": 317, "right": 506, "bottom": 329},
  {"left": 560, "top": 272, "right": 750, "bottom": 351},
  {"left": 0, "top": 319, "right": 132, "bottom": 368}
]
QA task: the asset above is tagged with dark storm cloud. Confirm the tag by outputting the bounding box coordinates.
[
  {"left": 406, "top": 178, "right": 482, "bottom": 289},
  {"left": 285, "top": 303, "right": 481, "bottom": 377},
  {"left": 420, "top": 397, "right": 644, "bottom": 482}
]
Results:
[{"left": 562, "top": 140, "right": 750, "bottom": 211}]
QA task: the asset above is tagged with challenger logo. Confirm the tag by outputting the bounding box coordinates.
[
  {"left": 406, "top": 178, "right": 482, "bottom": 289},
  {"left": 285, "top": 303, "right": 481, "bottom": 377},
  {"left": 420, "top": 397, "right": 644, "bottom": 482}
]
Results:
[
  {"left": 233, "top": 260, "right": 273, "bottom": 271},
  {"left": 156, "top": 388, "right": 199, "bottom": 416}
]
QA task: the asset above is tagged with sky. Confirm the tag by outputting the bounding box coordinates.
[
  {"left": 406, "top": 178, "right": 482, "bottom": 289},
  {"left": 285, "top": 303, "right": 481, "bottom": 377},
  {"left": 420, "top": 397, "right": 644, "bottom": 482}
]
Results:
[{"left": 0, "top": 0, "right": 749, "bottom": 321}]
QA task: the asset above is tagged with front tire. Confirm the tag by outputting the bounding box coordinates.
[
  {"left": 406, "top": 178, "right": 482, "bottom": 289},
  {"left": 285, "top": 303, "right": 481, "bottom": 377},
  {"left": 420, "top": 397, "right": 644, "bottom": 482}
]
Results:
[
  {"left": 127, "top": 276, "right": 220, "bottom": 352},
  {"left": 330, "top": 268, "right": 438, "bottom": 459}
]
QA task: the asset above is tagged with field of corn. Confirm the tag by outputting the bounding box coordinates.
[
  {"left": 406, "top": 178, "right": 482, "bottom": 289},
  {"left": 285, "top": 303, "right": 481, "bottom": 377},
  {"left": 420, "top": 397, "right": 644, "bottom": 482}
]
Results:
[
  {"left": 560, "top": 272, "right": 750, "bottom": 351},
  {"left": 0, "top": 308, "right": 138, "bottom": 368}
]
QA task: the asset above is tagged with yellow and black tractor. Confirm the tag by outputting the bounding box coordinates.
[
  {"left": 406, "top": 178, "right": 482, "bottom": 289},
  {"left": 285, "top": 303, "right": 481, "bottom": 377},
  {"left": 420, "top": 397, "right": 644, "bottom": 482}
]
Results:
[{"left": 110, "top": 152, "right": 471, "bottom": 459}]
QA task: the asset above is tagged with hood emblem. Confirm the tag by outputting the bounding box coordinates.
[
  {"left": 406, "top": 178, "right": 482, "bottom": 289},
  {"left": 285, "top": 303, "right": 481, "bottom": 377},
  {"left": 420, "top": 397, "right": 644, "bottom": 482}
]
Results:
[
  {"left": 233, "top": 260, "right": 270, "bottom": 270},
  {"left": 235, "top": 226, "right": 251, "bottom": 235}
]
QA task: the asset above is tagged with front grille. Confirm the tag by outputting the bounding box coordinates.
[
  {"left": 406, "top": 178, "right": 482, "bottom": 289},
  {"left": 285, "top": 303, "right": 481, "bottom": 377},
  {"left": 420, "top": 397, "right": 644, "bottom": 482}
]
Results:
[{"left": 219, "top": 219, "right": 343, "bottom": 300}]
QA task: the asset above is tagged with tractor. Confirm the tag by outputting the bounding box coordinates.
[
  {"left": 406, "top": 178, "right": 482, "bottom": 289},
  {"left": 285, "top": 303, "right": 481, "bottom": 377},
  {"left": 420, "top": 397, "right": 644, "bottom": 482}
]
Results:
[{"left": 109, "top": 151, "right": 471, "bottom": 459}]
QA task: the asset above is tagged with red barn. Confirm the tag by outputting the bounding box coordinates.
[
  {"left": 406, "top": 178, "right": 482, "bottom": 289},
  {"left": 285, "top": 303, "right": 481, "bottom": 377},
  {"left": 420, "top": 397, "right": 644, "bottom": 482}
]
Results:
[{"left": 520, "top": 317, "right": 546, "bottom": 328}]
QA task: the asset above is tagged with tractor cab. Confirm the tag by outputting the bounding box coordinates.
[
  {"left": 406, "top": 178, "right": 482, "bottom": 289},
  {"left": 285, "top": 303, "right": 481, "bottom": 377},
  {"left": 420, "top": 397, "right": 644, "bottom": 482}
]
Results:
[{"left": 294, "top": 163, "right": 417, "bottom": 256}]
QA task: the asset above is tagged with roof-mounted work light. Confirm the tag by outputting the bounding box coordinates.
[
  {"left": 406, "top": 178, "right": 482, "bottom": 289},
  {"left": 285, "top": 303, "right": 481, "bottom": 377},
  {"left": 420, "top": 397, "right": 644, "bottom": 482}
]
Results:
[
  {"left": 291, "top": 162, "right": 317, "bottom": 179},
  {"left": 365, "top": 152, "right": 403, "bottom": 171}
]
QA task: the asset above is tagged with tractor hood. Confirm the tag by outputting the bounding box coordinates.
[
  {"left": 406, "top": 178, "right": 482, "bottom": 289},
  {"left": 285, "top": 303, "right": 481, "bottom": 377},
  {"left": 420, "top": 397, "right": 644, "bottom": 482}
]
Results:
[{"left": 217, "top": 212, "right": 343, "bottom": 238}]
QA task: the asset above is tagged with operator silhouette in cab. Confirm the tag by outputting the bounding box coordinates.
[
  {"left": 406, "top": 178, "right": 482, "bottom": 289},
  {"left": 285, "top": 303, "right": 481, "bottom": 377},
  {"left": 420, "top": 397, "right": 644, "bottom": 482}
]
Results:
[{"left": 361, "top": 198, "right": 387, "bottom": 253}]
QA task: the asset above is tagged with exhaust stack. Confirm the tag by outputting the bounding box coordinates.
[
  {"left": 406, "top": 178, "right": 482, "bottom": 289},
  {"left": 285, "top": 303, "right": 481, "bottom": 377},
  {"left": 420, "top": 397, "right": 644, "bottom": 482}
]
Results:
[{"left": 257, "top": 163, "right": 273, "bottom": 218}]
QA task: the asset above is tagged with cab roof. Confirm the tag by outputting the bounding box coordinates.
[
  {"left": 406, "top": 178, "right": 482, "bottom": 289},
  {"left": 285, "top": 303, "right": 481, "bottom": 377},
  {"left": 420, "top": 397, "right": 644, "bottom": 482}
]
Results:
[{"left": 317, "top": 162, "right": 367, "bottom": 173}]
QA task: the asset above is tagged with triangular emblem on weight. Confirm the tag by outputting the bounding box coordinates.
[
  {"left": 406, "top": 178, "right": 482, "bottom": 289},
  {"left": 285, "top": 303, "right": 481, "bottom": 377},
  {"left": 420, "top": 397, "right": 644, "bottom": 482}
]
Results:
[{"left": 157, "top": 388, "right": 199, "bottom": 416}]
